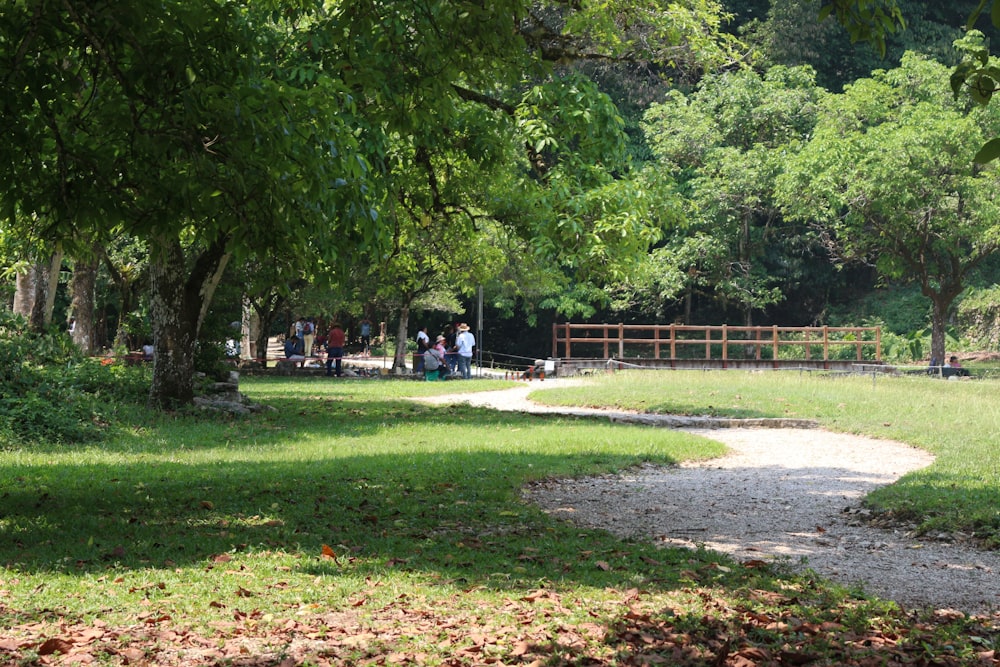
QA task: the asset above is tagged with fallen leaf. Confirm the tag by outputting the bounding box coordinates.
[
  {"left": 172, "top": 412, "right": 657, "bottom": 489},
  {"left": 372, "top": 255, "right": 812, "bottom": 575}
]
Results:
[{"left": 38, "top": 637, "right": 74, "bottom": 655}]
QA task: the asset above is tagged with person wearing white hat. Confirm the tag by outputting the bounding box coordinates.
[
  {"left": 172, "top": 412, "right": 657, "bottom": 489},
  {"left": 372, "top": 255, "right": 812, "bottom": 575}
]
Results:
[{"left": 455, "top": 323, "right": 476, "bottom": 379}]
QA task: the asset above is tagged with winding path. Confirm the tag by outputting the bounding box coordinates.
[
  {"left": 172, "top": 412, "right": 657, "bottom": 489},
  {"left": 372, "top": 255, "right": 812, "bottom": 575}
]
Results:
[{"left": 417, "top": 381, "right": 1000, "bottom": 616}]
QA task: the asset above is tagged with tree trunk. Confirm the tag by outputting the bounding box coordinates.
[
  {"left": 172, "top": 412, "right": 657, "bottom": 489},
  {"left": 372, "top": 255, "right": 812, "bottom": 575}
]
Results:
[
  {"left": 928, "top": 296, "right": 949, "bottom": 367},
  {"left": 41, "top": 249, "right": 63, "bottom": 328},
  {"left": 241, "top": 297, "right": 257, "bottom": 361},
  {"left": 392, "top": 304, "right": 410, "bottom": 373},
  {"left": 12, "top": 264, "right": 40, "bottom": 322},
  {"left": 148, "top": 236, "right": 231, "bottom": 409},
  {"left": 28, "top": 262, "right": 48, "bottom": 331},
  {"left": 14, "top": 254, "right": 64, "bottom": 331},
  {"left": 70, "top": 255, "right": 99, "bottom": 354},
  {"left": 42, "top": 248, "right": 65, "bottom": 329}
]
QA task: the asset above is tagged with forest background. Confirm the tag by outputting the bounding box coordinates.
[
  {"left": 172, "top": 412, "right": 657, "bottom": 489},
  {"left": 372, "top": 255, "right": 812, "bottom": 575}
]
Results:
[{"left": 5, "top": 0, "right": 1000, "bottom": 406}]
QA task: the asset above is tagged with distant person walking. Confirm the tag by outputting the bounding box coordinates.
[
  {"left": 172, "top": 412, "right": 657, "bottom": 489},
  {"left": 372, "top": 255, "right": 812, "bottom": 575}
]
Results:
[{"left": 455, "top": 323, "right": 476, "bottom": 379}]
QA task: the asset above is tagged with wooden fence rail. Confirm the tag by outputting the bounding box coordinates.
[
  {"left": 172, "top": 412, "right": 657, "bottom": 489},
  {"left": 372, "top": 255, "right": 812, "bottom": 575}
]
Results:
[{"left": 552, "top": 323, "right": 881, "bottom": 364}]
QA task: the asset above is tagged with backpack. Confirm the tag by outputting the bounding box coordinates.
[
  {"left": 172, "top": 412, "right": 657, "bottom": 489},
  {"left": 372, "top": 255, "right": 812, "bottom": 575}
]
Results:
[{"left": 304, "top": 321, "right": 314, "bottom": 335}]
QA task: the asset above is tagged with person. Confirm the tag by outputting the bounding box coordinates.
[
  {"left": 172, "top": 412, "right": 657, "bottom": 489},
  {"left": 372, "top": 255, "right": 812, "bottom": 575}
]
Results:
[
  {"left": 455, "top": 323, "right": 476, "bottom": 379},
  {"left": 415, "top": 326, "right": 429, "bottom": 373},
  {"left": 326, "top": 322, "right": 346, "bottom": 377},
  {"left": 284, "top": 334, "right": 305, "bottom": 365},
  {"left": 944, "top": 355, "right": 970, "bottom": 378},
  {"left": 302, "top": 318, "right": 316, "bottom": 357},
  {"left": 359, "top": 318, "right": 373, "bottom": 357},
  {"left": 141, "top": 341, "right": 155, "bottom": 361},
  {"left": 423, "top": 335, "right": 448, "bottom": 381},
  {"left": 443, "top": 323, "right": 458, "bottom": 375}
]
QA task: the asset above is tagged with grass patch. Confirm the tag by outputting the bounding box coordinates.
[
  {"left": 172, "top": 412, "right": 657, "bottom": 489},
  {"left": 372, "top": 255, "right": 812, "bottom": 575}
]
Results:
[
  {"left": 0, "top": 375, "right": 996, "bottom": 665},
  {"left": 531, "top": 370, "right": 1000, "bottom": 544}
]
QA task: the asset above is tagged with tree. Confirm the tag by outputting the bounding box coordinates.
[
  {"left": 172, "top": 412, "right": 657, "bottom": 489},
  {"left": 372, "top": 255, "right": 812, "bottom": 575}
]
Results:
[
  {"left": 637, "top": 65, "right": 827, "bottom": 325},
  {"left": 1, "top": 3, "right": 375, "bottom": 407},
  {"left": 2, "top": 0, "right": 739, "bottom": 405},
  {"left": 778, "top": 52, "right": 1000, "bottom": 363}
]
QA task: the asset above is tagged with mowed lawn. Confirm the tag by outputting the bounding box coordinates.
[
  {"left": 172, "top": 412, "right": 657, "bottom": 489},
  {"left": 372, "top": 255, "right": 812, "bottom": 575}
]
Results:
[{"left": 0, "top": 372, "right": 997, "bottom": 665}]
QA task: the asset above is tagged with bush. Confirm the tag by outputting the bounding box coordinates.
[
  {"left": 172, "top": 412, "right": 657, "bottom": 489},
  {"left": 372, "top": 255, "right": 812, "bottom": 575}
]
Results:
[{"left": 0, "top": 311, "right": 150, "bottom": 445}]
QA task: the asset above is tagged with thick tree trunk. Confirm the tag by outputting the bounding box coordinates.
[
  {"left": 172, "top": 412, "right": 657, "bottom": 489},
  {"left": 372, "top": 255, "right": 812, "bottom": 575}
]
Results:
[
  {"left": 148, "top": 236, "right": 231, "bottom": 409},
  {"left": 13, "top": 254, "right": 62, "bottom": 331},
  {"left": 12, "top": 264, "right": 40, "bottom": 322},
  {"left": 392, "top": 305, "right": 410, "bottom": 373},
  {"left": 28, "top": 262, "right": 49, "bottom": 331},
  {"left": 70, "top": 255, "right": 99, "bottom": 354}
]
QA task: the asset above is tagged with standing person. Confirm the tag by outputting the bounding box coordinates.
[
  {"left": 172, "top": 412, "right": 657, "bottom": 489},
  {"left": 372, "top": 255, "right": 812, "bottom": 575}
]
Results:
[
  {"left": 443, "top": 323, "right": 458, "bottom": 375},
  {"left": 359, "top": 318, "right": 373, "bottom": 357},
  {"left": 302, "top": 318, "right": 316, "bottom": 357},
  {"left": 326, "top": 322, "right": 346, "bottom": 377},
  {"left": 455, "top": 323, "right": 476, "bottom": 379},
  {"left": 415, "top": 326, "right": 429, "bottom": 373},
  {"left": 294, "top": 317, "right": 305, "bottom": 342}
]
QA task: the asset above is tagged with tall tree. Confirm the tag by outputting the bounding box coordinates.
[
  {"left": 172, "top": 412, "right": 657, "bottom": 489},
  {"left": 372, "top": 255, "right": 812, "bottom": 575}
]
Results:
[
  {"left": 637, "top": 65, "right": 827, "bottom": 325},
  {"left": 1, "top": 3, "right": 374, "bottom": 407},
  {"left": 2, "top": 0, "right": 738, "bottom": 405},
  {"left": 778, "top": 52, "right": 1000, "bottom": 363}
]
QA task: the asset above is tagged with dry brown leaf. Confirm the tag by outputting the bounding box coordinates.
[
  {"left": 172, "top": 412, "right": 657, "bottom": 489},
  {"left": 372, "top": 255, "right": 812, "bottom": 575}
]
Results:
[{"left": 37, "top": 637, "right": 74, "bottom": 656}]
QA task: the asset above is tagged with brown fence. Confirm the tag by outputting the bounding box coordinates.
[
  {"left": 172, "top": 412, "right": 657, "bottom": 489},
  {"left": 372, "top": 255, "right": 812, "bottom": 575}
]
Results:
[{"left": 552, "top": 323, "right": 881, "bottom": 364}]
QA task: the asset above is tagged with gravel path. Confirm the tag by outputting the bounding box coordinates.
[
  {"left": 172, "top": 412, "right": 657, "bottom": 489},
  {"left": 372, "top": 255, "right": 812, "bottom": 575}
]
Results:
[{"left": 419, "top": 381, "right": 1000, "bottom": 616}]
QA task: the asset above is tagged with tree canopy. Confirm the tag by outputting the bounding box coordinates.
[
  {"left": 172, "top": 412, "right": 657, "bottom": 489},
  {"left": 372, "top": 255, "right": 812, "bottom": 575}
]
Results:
[{"left": 778, "top": 52, "right": 1000, "bottom": 363}]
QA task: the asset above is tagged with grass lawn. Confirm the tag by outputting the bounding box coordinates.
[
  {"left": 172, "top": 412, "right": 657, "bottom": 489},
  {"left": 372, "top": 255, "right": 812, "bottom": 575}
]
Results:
[
  {"left": 530, "top": 370, "right": 1000, "bottom": 544},
  {"left": 0, "top": 374, "right": 997, "bottom": 665}
]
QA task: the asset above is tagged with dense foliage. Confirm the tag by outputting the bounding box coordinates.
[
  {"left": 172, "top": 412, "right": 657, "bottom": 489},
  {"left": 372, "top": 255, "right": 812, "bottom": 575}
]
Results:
[{"left": 0, "top": 311, "right": 149, "bottom": 444}]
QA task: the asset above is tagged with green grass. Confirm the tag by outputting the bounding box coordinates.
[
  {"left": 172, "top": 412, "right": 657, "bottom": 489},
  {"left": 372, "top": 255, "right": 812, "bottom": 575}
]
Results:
[
  {"left": 0, "top": 374, "right": 997, "bottom": 665},
  {"left": 531, "top": 370, "right": 1000, "bottom": 544}
]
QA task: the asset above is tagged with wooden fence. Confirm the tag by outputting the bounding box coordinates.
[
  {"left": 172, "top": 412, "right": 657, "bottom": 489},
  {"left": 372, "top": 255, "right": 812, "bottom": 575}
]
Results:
[{"left": 551, "top": 323, "right": 881, "bottom": 364}]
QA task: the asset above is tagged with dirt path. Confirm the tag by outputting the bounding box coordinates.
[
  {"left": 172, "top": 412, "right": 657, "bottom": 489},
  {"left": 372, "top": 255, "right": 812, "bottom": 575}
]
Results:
[{"left": 418, "top": 382, "right": 1000, "bottom": 615}]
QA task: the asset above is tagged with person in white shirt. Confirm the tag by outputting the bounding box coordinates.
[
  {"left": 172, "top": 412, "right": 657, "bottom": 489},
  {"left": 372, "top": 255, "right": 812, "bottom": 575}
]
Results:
[{"left": 455, "top": 323, "right": 476, "bottom": 379}]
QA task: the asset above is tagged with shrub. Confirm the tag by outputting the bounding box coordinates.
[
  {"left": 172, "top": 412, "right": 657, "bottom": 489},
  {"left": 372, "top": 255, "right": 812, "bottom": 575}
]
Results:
[{"left": 0, "top": 311, "right": 149, "bottom": 445}]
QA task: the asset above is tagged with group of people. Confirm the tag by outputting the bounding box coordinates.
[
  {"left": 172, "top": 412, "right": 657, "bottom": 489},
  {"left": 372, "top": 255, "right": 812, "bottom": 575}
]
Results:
[
  {"left": 417, "top": 322, "right": 476, "bottom": 380},
  {"left": 284, "top": 317, "right": 367, "bottom": 377}
]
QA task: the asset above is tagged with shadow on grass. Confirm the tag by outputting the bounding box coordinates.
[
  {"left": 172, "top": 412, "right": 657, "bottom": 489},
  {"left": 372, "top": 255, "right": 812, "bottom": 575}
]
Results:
[
  {"left": 0, "top": 388, "right": 966, "bottom": 667},
  {"left": 0, "top": 395, "right": 728, "bottom": 593}
]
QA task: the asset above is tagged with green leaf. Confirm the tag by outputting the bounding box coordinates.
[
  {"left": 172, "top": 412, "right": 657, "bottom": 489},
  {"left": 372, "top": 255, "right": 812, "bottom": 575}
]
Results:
[
  {"left": 968, "top": 0, "right": 990, "bottom": 30},
  {"left": 973, "top": 138, "right": 1000, "bottom": 164}
]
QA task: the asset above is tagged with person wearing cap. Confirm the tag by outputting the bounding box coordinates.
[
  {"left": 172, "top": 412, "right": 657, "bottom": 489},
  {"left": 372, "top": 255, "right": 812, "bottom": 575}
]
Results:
[{"left": 455, "top": 323, "right": 476, "bottom": 379}]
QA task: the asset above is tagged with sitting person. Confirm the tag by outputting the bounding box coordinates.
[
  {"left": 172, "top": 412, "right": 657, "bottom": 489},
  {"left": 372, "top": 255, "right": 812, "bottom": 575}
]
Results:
[
  {"left": 283, "top": 334, "right": 306, "bottom": 365},
  {"left": 423, "top": 336, "right": 449, "bottom": 381},
  {"left": 141, "top": 341, "right": 155, "bottom": 361},
  {"left": 943, "top": 355, "right": 970, "bottom": 378}
]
